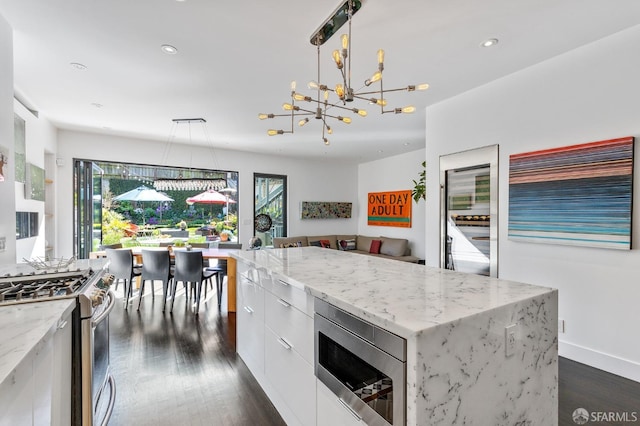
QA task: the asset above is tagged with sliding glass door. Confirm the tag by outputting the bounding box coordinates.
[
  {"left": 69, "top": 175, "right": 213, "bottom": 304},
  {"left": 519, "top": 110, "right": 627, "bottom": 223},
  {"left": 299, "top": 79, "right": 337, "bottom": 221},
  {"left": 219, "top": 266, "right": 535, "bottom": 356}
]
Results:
[
  {"left": 73, "top": 160, "right": 103, "bottom": 259},
  {"left": 254, "top": 173, "right": 287, "bottom": 246}
]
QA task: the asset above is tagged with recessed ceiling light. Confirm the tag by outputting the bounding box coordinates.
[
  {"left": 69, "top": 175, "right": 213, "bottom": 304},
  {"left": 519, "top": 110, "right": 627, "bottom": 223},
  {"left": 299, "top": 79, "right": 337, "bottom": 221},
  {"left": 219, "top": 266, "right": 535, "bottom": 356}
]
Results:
[
  {"left": 91, "top": 103, "right": 103, "bottom": 108},
  {"left": 161, "top": 44, "right": 178, "bottom": 54},
  {"left": 403, "top": 142, "right": 410, "bottom": 146},
  {"left": 481, "top": 38, "right": 499, "bottom": 48},
  {"left": 377, "top": 150, "right": 384, "bottom": 153},
  {"left": 70, "top": 62, "right": 87, "bottom": 70}
]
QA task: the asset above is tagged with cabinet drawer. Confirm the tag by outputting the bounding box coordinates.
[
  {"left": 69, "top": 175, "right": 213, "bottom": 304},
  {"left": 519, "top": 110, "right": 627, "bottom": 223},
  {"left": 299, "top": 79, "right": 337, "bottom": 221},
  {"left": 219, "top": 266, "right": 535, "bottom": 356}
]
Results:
[
  {"left": 237, "top": 277, "right": 265, "bottom": 374},
  {"left": 264, "top": 273, "right": 314, "bottom": 316},
  {"left": 239, "top": 274, "right": 263, "bottom": 311},
  {"left": 238, "top": 262, "right": 261, "bottom": 287},
  {"left": 265, "top": 291, "right": 314, "bottom": 365},
  {"left": 265, "top": 327, "right": 316, "bottom": 426}
]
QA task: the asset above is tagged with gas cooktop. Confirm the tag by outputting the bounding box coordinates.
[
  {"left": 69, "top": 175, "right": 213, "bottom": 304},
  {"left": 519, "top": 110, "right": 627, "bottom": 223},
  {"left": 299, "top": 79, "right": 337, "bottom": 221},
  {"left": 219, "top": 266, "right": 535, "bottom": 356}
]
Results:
[{"left": 0, "top": 268, "right": 99, "bottom": 305}]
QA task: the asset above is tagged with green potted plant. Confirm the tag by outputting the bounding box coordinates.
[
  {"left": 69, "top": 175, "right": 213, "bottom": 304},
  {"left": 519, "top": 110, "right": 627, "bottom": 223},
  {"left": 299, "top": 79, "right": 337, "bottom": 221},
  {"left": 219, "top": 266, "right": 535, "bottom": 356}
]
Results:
[
  {"left": 412, "top": 161, "right": 426, "bottom": 203},
  {"left": 220, "top": 229, "right": 232, "bottom": 242}
]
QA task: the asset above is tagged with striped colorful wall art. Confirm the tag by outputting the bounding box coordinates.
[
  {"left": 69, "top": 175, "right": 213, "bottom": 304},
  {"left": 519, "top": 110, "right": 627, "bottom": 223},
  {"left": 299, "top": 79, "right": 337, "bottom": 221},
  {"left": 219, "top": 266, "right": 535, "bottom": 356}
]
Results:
[{"left": 508, "top": 136, "right": 634, "bottom": 249}]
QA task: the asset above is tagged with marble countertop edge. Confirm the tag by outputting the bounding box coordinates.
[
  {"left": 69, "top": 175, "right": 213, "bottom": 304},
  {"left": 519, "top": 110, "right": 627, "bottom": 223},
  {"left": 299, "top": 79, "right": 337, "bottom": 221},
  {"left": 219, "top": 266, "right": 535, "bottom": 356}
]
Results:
[{"left": 0, "top": 299, "right": 76, "bottom": 387}]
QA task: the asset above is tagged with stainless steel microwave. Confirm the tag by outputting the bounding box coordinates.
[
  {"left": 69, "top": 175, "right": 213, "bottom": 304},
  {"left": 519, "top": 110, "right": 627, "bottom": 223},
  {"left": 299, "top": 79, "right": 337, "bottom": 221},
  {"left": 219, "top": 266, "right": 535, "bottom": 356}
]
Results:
[{"left": 314, "top": 299, "right": 406, "bottom": 426}]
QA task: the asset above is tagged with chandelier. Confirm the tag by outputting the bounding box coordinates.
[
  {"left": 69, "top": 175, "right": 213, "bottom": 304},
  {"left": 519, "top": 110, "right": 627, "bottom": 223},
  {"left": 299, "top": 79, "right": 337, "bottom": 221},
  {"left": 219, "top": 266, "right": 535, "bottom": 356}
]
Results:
[
  {"left": 153, "top": 177, "right": 226, "bottom": 192},
  {"left": 259, "top": 0, "right": 429, "bottom": 145},
  {"left": 153, "top": 118, "right": 227, "bottom": 192}
]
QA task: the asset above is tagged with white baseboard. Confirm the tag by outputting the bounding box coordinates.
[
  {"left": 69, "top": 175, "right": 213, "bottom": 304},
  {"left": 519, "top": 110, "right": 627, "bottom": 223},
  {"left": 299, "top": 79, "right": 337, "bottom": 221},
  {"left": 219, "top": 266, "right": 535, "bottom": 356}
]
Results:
[{"left": 559, "top": 340, "right": 640, "bottom": 383}]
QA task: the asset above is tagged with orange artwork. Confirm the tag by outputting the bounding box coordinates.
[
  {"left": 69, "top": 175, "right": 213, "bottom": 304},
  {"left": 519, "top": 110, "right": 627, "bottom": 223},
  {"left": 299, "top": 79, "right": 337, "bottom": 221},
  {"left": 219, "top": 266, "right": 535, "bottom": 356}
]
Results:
[{"left": 367, "top": 190, "right": 412, "bottom": 228}]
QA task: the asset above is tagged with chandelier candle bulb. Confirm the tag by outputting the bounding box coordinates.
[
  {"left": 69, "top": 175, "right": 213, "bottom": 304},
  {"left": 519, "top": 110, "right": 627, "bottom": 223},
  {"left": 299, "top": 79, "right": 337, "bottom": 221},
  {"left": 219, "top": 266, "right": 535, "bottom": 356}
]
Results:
[
  {"left": 377, "top": 49, "right": 385, "bottom": 65},
  {"left": 365, "top": 71, "right": 382, "bottom": 86},
  {"left": 299, "top": 118, "right": 310, "bottom": 126},
  {"left": 332, "top": 50, "right": 343, "bottom": 68},
  {"left": 293, "top": 93, "right": 312, "bottom": 102}
]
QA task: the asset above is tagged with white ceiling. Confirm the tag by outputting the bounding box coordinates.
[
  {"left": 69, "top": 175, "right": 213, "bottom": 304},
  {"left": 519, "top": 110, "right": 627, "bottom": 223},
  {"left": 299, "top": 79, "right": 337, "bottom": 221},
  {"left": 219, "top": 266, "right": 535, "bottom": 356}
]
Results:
[{"left": 1, "top": 0, "right": 640, "bottom": 162}]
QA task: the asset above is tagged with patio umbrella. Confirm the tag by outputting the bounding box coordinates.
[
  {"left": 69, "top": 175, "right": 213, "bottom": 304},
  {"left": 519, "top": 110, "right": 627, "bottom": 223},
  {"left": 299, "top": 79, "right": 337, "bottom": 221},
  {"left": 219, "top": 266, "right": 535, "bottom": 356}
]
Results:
[
  {"left": 186, "top": 189, "right": 236, "bottom": 221},
  {"left": 185, "top": 189, "right": 229, "bottom": 205},
  {"left": 113, "top": 186, "right": 174, "bottom": 224}
]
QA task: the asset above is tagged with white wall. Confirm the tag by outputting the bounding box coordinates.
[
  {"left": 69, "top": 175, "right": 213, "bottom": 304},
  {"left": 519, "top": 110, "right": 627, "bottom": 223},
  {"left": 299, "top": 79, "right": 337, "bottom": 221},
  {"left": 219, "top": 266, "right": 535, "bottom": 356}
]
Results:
[
  {"left": 425, "top": 25, "right": 640, "bottom": 381},
  {"left": 0, "top": 14, "right": 15, "bottom": 264},
  {"left": 55, "top": 130, "right": 359, "bottom": 255},
  {"left": 358, "top": 149, "right": 426, "bottom": 259},
  {"left": 14, "top": 100, "right": 57, "bottom": 261}
]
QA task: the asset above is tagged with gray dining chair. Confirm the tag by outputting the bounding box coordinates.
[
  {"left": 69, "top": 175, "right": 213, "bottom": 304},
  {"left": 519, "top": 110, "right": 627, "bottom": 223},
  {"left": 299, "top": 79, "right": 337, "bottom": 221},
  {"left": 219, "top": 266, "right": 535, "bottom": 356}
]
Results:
[
  {"left": 106, "top": 248, "right": 142, "bottom": 309},
  {"left": 139, "top": 249, "right": 174, "bottom": 311},
  {"left": 171, "top": 250, "right": 218, "bottom": 314}
]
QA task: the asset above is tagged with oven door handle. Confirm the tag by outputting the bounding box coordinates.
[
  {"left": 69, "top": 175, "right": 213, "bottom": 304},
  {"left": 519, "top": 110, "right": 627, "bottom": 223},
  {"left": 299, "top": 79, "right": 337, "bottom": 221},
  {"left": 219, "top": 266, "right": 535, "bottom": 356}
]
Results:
[
  {"left": 92, "top": 290, "right": 116, "bottom": 328},
  {"left": 338, "top": 397, "right": 363, "bottom": 422},
  {"left": 99, "top": 374, "right": 116, "bottom": 426}
]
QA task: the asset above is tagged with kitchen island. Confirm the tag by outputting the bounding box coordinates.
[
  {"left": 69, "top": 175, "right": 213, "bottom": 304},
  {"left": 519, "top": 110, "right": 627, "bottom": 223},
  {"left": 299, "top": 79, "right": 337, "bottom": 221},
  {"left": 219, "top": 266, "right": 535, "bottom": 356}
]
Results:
[{"left": 232, "top": 247, "right": 558, "bottom": 426}]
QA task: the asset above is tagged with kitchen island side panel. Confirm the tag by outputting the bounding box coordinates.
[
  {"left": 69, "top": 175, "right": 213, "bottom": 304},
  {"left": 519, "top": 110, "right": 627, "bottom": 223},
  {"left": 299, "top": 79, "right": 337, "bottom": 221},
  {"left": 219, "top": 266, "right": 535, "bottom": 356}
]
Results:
[{"left": 407, "top": 290, "right": 558, "bottom": 425}]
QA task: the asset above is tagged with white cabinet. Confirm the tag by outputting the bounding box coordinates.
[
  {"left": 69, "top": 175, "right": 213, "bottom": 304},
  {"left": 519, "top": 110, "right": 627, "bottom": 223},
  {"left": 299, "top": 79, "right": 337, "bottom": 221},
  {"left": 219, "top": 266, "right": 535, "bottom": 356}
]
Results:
[
  {"left": 264, "top": 327, "right": 316, "bottom": 426},
  {"left": 317, "top": 380, "right": 364, "bottom": 426},
  {"left": 0, "top": 306, "right": 72, "bottom": 426},
  {"left": 51, "top": 314, "right": 72, "bottom": 426},
  {"left": 265, "top": 273, "right": 314, "bottom": 317},
  {"left": 237, "top": 266, "right": 265, "bottom": 374},
  {"left": 264, "top": 290, "right": 314, "bottom": 364},
  {"left": 32, "top": 335, "right": 54, "bottom": 425},
  {"left": 236, "top": 259, "right": 317, "bottom": 426},
  {"left": 0, "top": 349, "right": 33, "bottom": 426}
]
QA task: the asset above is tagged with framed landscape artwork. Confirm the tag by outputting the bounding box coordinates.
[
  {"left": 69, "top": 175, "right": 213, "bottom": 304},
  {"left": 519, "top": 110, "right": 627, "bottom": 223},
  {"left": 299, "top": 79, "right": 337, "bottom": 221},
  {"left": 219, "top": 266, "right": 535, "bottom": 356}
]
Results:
[
  {"left": 508, "top": 136, "right": 634, "bottom": 250},
  {"left": 25, "top": 163, "right": 46, "bottom": 201}
]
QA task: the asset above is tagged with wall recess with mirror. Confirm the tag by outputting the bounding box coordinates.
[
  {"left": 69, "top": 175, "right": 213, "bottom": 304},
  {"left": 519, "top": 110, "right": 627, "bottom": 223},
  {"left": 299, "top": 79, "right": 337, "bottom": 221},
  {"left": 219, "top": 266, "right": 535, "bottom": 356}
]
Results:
[{"left": 439, "top": 145, "right": 498, "bottom": 277}]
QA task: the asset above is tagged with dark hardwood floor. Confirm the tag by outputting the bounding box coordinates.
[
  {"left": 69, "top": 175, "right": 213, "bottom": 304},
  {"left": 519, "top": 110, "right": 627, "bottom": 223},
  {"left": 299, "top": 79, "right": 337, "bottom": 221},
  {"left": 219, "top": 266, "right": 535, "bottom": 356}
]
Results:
[
  {"left": 559, "top": 357, "right": 640, "bottom": 425},
  {"left": 108, "top": 283, "right": 285, "bottom": 426},
  {"left": 108, "top": 284, "right": 640, "bottom": 425}
]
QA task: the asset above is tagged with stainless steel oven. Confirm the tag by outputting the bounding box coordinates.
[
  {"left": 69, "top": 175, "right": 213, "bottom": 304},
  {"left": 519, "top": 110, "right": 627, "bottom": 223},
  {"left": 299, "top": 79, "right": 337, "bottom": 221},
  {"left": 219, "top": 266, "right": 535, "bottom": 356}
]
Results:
[
  {"left": 0, "top": 262, "right": 116, "bottom": 425},
  {"left": 79, "top": 274, "right": 116, "bottom": 426},
  {"left": 314, "top": 299, "right": 406, "bottom": 426}
]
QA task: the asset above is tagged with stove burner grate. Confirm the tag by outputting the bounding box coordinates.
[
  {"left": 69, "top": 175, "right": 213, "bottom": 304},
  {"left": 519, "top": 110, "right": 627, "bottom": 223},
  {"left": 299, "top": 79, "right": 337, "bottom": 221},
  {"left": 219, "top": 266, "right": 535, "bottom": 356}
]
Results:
[{"left": 0, "top": 270, "right": 94, "bottom": 303}]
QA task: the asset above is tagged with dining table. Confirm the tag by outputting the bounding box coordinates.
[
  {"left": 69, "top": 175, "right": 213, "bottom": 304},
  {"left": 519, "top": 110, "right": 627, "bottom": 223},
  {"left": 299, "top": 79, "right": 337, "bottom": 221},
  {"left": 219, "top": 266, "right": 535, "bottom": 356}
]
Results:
[{"left": 90, "top": 247, "right": 239, "bottom": 312}]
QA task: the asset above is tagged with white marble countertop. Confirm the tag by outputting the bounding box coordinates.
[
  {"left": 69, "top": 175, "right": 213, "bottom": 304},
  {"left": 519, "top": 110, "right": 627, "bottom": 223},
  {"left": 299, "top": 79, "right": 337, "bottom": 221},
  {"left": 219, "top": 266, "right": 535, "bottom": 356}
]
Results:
[
  {"left": 233, "top": 247, "right": 556, "bottom": 338},
  {"left": 0, "top": 298, "right": 76, "bottom": 386}
]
